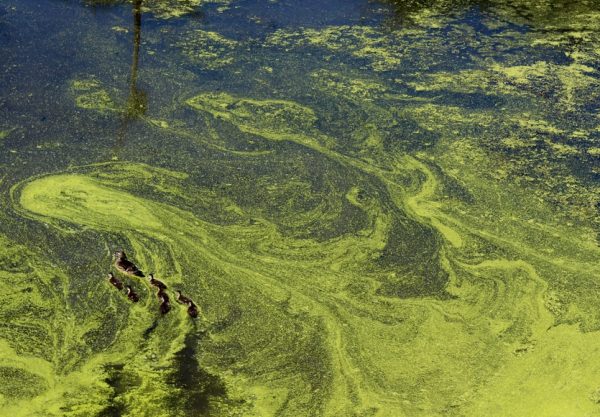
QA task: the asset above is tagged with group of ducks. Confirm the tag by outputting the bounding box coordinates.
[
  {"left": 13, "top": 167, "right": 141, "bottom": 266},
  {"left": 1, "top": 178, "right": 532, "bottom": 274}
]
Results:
[{"left": 106, "top": 250, "right": 199, "bottom": 318}]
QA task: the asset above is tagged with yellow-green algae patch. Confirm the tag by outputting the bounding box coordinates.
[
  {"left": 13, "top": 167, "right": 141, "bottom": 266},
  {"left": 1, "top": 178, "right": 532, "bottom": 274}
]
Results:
[
  {"left": 0, "top": 232, "right": 118, "bottom": 416},
  {"left": 70, "top": 78, "right": 118, "bottom": 113},
  {"left": 428, "top": 139, "right": 600, "bottom": 413},
  {"left": 181, "top": 81, "right": 600, "bottom": 413},
  {"left": 16, "top": 67, "right": 600, "bottom": 414},
  {"left": 263, "top": 20, "right": 532, "bottom": 73},
  {"left": 177, "top": 30, "right": 239, "bottom": 69},
  {"left": 10, "top": 169, "right": 248, "bottom": 416},
  {"left": 14, "top": 150, "right": 600, "bottom": 415},
  {"left": 266, "top": 25, "right": 407, "bottom": 71},
  {"left": 9, "top": 3, "right": 600, "bottom": 414},
  {"left": 140, "top": 0, "right": 205, "bottom": 19},
  {"left": 310, "top": 69, "right": 387, "bottom": 100},
  {"left": 83, "top": 0, "right": 237, "bottom": 20},
  {"left": 491, "top": 61, "right": 600, "bottom": 110},
  {"left": 61, "top": 7, "right": 600, "bottom": 405},
  {"left": 464, "top": 324, "right": 600, "bottom": 416},
  {"left": 407, "top": 60, "right": 600, "bottom": 111},
  {"left": 185, "top": 92, "right": 334, "bottom": 150}
]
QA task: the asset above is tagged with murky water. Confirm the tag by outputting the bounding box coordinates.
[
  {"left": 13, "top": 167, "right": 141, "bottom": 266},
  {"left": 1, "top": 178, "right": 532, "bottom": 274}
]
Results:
[{"left": 1, "top": 0, "right": 600, "bottom": 416}]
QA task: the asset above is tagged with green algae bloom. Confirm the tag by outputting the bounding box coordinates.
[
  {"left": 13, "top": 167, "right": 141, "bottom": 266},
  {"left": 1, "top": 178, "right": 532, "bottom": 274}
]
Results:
[
  {"left": 177, "top": 30, "right": 239, "bottom": 69},
  {"left": 71, "top": 79, "right": 118, "bottom": 113},
  {"left": 1, "top": 0, "right": 600, "bottom": 415}
]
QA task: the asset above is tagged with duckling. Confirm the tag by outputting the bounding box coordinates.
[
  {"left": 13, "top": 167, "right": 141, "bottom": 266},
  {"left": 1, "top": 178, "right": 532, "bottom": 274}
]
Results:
[
  {"left": 175, "top": 290, "right": 192, "bottom": 305},
  {"left": 107, "top": 272, "right": 123, "bottom": 290},
  {"left": 159, "top": 301, "right": 171, "bottom": 315},
  {"left": 186, "top": 301, "right": 199, "bottom": 318},
  {"left": 148, "top": 274, "right": 167, "bottom": 290},
  {"left": 156, "top": 288, "right": 169, "bottom": 303},
  {"left": 157, "top": 289, "right": 171, "bottom": 315},
  {"left": 125, "top": 285, "right": 139, "bottom": 302},
  {"left": 114, "top": 250, "right": 144, "bottom": 277}
]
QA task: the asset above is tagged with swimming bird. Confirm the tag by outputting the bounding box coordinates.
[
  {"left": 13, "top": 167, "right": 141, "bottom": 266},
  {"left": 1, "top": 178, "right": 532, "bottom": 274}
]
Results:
[
  {"left": 175, "top": 290, "right": 192, "bottom": 305},
  {"left": 159, "top": 300, "right": 171, "bottom": 314},
  {"left": 186, "top": 301, "right": 199, "bottom": 319},
  {"left": 148, "top": 274, "right": 167, "bottom": 290},
  {"left": 157, "top": 289, "right": 170, "bottom": 315},
  {"left": 114, "top": 250, "right": 144, "bottom": 277},
  {"left": 107, "top": 272, "right": 124, "bottom": 290},
  {"left": 125, "top": 285, "right": 139, "bottom": 302},
  {"left": 156, "top": 288, "right": 169, "bottom": 303}
]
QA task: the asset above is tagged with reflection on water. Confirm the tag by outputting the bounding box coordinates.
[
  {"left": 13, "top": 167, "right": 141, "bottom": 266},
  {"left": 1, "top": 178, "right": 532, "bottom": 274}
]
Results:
[
  {"left": 116, "top": 0, "right": 147, "bottom": 153},
  {"left": 0, "top": 0, "right": 600, "bottom": 416}
]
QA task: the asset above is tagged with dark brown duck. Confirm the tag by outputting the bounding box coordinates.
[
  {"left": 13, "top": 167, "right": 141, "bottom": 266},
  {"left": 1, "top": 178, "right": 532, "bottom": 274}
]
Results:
[
  {"left": 157, "top": 289, "right": 170, "bottom": 315},
  {"left": 175, "top": 290, "right": 199, "bottom": 318},
  {"left": 175, "top": 290, "right": 192, "bottom": 305},
  {"left": 156, "top": 288, "right": 169, "bottom": 303},
  {"left": 125, "top": 285, "right": 139, "bottom": 303},
  {"left": 114, "top": 250, "right": 144, "bottom": 277},
  {"left": 159, "top": 300, "right": 171, "bottom": 315},
  {"left": 107, "top": 272, "right": 123, "bottom": 290},
  {"left": 148, "top": 274, "right": 167, "bottom": 290},
  {"left": 186, "top": 301, "right": 199, "bottom": 319}
]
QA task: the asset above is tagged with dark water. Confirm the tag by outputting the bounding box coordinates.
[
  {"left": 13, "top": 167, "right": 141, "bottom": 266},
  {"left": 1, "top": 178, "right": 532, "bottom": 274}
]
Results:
[{"left": 1, "top": 0, "right": 600, "bottom": 416}]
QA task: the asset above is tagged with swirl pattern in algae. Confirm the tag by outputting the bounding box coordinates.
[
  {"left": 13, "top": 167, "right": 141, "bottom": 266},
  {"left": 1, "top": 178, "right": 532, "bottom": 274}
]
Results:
[
  {"left": 1, "top": 0, "right": 600, "bottom": 416},
  {"left": 8, "top": 95, "right": 600, "bottom": 416}
]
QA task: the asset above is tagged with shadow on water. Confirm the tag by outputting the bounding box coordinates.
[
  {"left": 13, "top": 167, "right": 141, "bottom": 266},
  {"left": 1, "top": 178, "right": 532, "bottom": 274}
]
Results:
[
  {"left": 98, "top": 363, "right": 140, "bottom": 417},
  {"left": 99, "top": 331, "right": 231, "bottom": 417},
  {"left": 166, "top": 332, "right": 232, "bottom": 416}
]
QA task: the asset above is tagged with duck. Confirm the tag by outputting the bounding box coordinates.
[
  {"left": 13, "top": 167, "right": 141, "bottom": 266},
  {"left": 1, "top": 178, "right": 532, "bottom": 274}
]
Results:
[
  {"left": 107, "top": 272, "right": 124, "bottom": 290},
  {"left": 114, "top": 250, "right": 144, "bottom": 277},
  {"left": 156, "top": 288, "right": 169, "bottom": 303},
  {"left": 157, "top": 289, "right": 171, "bottom": 315},
  {"left": 148, "top": 274, "right": 167, "bottom": 290},
  {"left": 175, "top": 290, "right": 192, "bottom": 305},
  {"left": 186, "top": 301, "right": 199, "bottom": 319},
  {"left": 159, "top": 301, "right": 171, "bottom": 315},
  {"left": 125, "top": 285, "right": 139, "bottom": 302}
]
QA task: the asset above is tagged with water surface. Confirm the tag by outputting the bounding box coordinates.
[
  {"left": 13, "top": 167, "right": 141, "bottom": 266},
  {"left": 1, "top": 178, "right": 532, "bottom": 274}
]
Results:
[{"left": 1, "top": 0, "right": 600, "bottom": 416}]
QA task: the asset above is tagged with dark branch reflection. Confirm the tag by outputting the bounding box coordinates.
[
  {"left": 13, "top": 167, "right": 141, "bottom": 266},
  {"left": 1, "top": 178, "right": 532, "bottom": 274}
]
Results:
[{"left": 115, "top": 0, "right": 147, "bottom": 153}]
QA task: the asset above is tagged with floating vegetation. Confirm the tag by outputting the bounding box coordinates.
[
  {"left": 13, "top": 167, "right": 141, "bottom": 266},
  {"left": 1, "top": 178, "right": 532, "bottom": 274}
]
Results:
[
  {"left": 186, "top": 92, "right": 319, "bottom": 140},
  {"left": 266, "top": 25, "right": 407, "bottom": 71},
  {"left": 141, "top": 0, "right": 204, "bottom": 19},
  {"left": 177, "top": 30, "right": 239, "bottom": 69},
  {"left": 70, "top": 78, "right": 118, "bottom": 113},
  {"left": 84, "top": 0, "right": 236, "bottom": 19},
  {"left": 310, "top": 69, "right": 387, "bottom": 100},
  {"left": 1, "top": 0, "right": 600, "bottom": 415}
]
